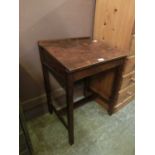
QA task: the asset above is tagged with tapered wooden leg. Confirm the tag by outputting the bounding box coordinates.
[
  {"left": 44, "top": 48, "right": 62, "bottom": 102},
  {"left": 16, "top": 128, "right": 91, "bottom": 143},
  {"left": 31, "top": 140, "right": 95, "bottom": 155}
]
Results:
[
  {"left": 66, "top": 76, "right": 74, "bottom": 145},
  {"left": 84, "top": 78, "right": 90, "bottom": 97},
  {"left": 42, "top": 65, "right": 53, "bottom": 114}
]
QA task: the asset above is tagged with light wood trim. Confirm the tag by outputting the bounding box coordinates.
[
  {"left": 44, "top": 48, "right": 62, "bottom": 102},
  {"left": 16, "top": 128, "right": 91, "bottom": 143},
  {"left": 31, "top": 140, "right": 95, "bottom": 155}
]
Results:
[
  {"left": 123, "top": 55, "right": 135, "bottom": 74},
  {"left": 119, "top": 83, "right": 135, "bottom": 93},
  {"left": 117, "top": 84, "right": 134, "bottom": 104},
  {"left": 128, "top": 35, "right": 135, "bottom": 56},
  {"left": 122, "top": 71, "right": 135, "bottom": 78},
  {"left": 115, "top": 95, "right": 134, "bottom": 109},
  {"left": 120, "top": 72, "right": 135, "bottom": 90}
]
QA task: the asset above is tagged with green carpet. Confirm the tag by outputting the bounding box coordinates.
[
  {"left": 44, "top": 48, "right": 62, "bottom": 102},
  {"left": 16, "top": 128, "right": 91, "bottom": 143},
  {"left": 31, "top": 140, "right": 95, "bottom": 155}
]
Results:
[{"left": 27, "top": 100, "right": 135, "bottom": 155}]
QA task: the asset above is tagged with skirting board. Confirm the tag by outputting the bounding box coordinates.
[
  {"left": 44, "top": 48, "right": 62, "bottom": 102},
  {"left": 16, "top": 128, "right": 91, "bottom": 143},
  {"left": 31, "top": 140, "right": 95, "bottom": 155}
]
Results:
[
  {"left": 22, "top": 82, "right": 84, "bottom": 120},
  {"left": 22, "top": 88, "right": 64, "bottom": 120}
]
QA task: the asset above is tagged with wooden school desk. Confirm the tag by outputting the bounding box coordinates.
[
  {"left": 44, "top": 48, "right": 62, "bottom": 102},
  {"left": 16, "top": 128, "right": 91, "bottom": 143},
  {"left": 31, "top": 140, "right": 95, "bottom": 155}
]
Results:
[{"left": 38, "top": 37, "right": 127, "bottom": 145}]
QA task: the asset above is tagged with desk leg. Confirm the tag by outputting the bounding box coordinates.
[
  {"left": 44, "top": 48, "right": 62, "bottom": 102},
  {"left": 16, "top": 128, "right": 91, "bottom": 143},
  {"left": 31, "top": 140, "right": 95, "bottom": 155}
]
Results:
[
  {"left": 109, "top": 64, "right": 124, "bottom": 115},
  {"left": 66, "top": 76, "right": 74, "bottom": 145},
  {"left": 42, "top": 65, "right": 53, "bottom": 114},
  {"left": 84, "top": 78, "right": 90, "bottom": 97}
]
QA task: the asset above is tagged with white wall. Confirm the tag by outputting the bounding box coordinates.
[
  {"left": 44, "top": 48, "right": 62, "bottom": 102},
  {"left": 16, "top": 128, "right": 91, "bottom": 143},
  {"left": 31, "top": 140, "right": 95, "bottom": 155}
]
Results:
[{"left": 19, "top": 0, "right": 95, "bottom": 102}]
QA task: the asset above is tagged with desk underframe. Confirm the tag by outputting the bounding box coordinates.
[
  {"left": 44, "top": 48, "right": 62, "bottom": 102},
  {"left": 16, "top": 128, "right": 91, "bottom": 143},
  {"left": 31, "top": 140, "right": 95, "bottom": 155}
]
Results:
[{"left": 39, "top": 47, "right": 125, "bottom": 145}]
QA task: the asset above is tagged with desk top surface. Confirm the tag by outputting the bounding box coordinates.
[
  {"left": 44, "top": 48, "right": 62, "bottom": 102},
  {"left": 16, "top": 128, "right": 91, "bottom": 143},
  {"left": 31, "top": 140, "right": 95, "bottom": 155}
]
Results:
[{"left": 39, "top": 37, "right": 127, "bottom": 72}]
